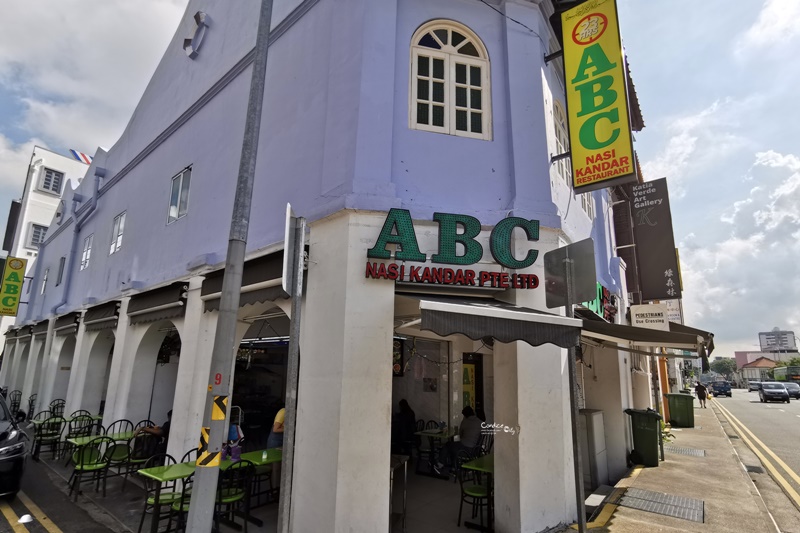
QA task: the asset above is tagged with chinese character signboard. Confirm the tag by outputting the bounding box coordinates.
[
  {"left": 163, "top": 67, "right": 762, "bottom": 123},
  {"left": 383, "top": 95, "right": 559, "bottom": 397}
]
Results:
[
  {"left": 631, "top": 178, "right": 682, "bottom": 301},
  {"left": 561, "top": 0, "right": 637, "bottom": 193},
  {"left": 0, "top": 257, "right": 27, "bottom": 316}
]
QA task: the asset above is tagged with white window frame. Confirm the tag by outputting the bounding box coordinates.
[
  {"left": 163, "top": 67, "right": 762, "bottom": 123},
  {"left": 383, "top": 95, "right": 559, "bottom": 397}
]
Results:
[
  {"left": 410, "top": 21, "right": 492, "bottom": 141},
  {"left": 81, "top": 234, "right": 93, "bottom": 270},
  {"left": 580, "top": 192, "right": 595, "bottom": 220},
  {"left": 28, "top": 223, "right": 48, "bottom": 249},
  {"left": 38, "top": 167, "right": 64, "bottom": 195},
  {"left": 109, "top": 212, "right": 126, "bottom": 255},
  {"left": 553, "top": 100, "right": 571, "bottom": 187},
  {"left": 40, "top": 268, "right": 48, "bottom": 295},
  {"left": 167, "top": 167, "right": 192, "bottom": 224}
]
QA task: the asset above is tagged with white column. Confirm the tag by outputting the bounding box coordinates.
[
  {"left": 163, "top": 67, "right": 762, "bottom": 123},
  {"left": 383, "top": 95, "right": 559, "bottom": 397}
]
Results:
[
  {"left": 35, "top": 320, "right": 56, "bottom": 409},
  {"left": 39, "top": 334, "right": 68, "bottom": 411},
  {"left": 167, "top": 276, "right": 212, "bottom": 460},
  {"left": 20, "top": 335, "right": 45, "bottom": 410},
  {"left": 492, "top": 227, "right": 577, "bottom": 531},
  {"left": 101, "top": 298, "right": 131, "bottom": 429},
  {"left": 64, "top": 317, "right": 89, "bottom": 415},
  {"left": 0, "top": 340, "right": 14, "bottom": 385},
  {"left": 109, "top": 324, "right": 150, "bottom": 424},
  {"left": 6, "top": 340, "right": 22, "bottom": 392},
  {"left": 291, "top": 211, "right": 394, "bottom": 533}
]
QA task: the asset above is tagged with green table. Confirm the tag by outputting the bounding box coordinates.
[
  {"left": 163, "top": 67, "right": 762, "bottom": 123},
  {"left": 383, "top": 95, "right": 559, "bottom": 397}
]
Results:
[
  {"left": 414, "top": 428, "right": 458, "bottom": 440},
  {"left": 32, "top": 414, "right": 102, "bottom": 426},
  {"left": 138, "top": 449, "right": 283, "bottom": 533},
  {"left": 461, "top": 453, "right": 494, "bottom": 532},
  {"left": 67, "top": 431, "right": 134, "bottom": 447},
  {"left": 414, "top": 428, "right": 458, "bottom": 479}
]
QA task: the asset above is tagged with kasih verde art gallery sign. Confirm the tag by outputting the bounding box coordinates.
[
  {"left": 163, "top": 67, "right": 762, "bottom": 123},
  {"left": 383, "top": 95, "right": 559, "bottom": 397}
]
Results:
[{"left": 365, "top": 209, "right": 540, "bottom": 289}]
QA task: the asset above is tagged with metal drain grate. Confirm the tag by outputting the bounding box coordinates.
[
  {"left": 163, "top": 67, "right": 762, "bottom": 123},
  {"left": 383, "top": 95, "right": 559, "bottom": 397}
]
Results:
[
  {"left": 746, "top": 465, "right": 764, "bottom": 474},
  {"left": 619, "top": 488, "right": 704, "bottom": 523},
  {"left": 664, "top": 446, "right": 706, "bottom": 457}
]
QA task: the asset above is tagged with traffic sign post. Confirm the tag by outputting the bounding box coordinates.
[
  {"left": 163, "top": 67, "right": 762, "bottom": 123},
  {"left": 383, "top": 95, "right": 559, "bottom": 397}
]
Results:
[{"left": 544, "top": 239, "right": 597, "bottom": 533}]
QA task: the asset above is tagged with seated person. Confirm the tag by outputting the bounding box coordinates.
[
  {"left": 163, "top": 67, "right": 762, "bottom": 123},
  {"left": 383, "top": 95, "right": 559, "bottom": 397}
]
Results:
[
  {"left": 435, "top": 406, "right": 482, "bottom": 474},
  {"left": 135, "top": 410, "right": 172, "bottom": 454},
  {"left": 391, "top": 399, "right": 416, "bottom": 455}
]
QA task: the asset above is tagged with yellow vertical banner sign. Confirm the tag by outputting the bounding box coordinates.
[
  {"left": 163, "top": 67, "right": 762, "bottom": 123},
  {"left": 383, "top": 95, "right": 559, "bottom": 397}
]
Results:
[
  {"left": 561, "top": 0, "right": 636, "bottom": 193},
  {"left": 463, "top": 363, "right": 476, "bottom": 411},
  {"left": 0, "top": 258, "right": 27, "bottom": 316}
]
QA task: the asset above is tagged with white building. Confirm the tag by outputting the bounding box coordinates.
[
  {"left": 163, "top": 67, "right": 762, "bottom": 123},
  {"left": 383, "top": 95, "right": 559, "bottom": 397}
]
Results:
[
  {"left": 759, "top": 327, "right": 797, "bottom": 353},
  {"left": 0, "top": 146, "right": 90, "bottom": 408}
]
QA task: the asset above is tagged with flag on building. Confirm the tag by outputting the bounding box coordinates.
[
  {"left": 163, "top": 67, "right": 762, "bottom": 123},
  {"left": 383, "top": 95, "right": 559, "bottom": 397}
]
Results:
[{"left": 69, "top": 149, "right": 93, "bottom": 165}]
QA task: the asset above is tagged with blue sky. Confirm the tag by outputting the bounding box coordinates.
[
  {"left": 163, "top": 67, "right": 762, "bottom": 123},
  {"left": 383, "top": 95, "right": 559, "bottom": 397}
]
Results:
[{"left": 0, "top": 0, "right": 797, "bottom": 356}]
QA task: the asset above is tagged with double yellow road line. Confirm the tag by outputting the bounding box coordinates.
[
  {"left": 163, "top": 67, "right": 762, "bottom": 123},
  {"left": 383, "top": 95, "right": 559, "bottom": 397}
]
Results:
[
  {"left": 714, "top": 399, "right": 800, "bottom": 508},
  {"left": 0, "top": 491, "right": 63, "bottom": 533}
]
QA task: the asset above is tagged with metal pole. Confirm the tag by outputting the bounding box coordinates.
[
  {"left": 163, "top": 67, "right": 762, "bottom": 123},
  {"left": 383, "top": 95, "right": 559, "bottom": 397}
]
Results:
[
  {"left": 564, "top": 258, "right": 587, "bottom": 533},
  {"left": 277, "top": 217, "right": 305, "bottom": 533},
  {"left": 650, "top": 352, "right": 664, "bottom": 462},
  {"left": 185, "top": 0, "right": 273, "bottom": 530}
]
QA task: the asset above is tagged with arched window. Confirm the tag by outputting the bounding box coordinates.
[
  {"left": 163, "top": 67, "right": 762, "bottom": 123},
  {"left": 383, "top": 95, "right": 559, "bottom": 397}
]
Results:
[
  {"left": 410, "top": 21, "right": 491, "bottom": 140},
  {"left": 553, "top": 100, "right": 571, "bottom": 186}
]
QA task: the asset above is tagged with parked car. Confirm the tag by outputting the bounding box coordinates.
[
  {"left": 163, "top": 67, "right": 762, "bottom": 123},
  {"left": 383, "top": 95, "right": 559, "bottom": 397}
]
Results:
[
  {"left": 783, "top": 382, "right": 800, "bottom": 400},
  {"left": 748, "top": 381, "right": 761, "bottom": 391},
  {"left": 711, "top": 381, "right": 732, "bottom": 397},
  {"left": 759, "top": 382, "right": 790, "bottom": 403},
  {"left": 0, "top": 395, "right": 28, "bottom": 499}
]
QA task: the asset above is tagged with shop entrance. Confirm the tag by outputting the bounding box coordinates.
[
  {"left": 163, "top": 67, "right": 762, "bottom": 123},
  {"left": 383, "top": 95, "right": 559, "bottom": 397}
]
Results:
[{"left": 232, "top": 310, "right": 290, "bottom": 452}]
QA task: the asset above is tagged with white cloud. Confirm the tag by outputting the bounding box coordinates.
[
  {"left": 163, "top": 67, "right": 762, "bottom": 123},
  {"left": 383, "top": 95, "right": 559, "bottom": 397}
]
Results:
[
  {"left": 680, "top": 150, "right": 800, "bottom": 349},
  {"left": 641, "top": 98, "right": 754, "bottom": 196},
  {"left": 754, "top": 150, "right": 800, "bottom": 171},
  {"left": 736, "top": 0, "right": 800, "bottom": 53},
  {"left": 0, "top": 136, "right": 44, "bottom": 190},
  {"left": 0, "top": 0, "right": 187, "bottom": 151}
]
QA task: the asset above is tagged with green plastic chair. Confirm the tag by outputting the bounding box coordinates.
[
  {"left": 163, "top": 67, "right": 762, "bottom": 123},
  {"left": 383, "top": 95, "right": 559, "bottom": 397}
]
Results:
[
  {"left": 169, "top": 473, "right": 194, "bottom": 533},
  {"left": 136, "top": 454, "right": 178, "bottom": 533},
  {"left": 62, "top": 414, "right": 97, "bottom": 464},
  {"left": 33, "top": 415, "right": 65, "bottom": 460},
  {"left": 215, "top": 460, "right": 255, "bottom": 533},
  {"left": 126, "top": 433, "right": 161, "bottom": 479},
  {"left": 104, "top": 441, "right": 132, "bottom": 489},
  {"left": 456, "top": 451, "right": 489, "bottom": 528},
  {"left": 69, "top": 436, "right": 114, "bottom": 501}
]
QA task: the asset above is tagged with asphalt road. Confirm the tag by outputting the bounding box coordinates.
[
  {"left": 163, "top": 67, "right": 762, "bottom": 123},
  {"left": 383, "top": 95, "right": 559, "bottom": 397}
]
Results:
[
  {"left": 0, "top": 454, "right": 119, "bottom": 533},
  {"left": 712, "top": 387, "right": 800, "bottom": 531}
]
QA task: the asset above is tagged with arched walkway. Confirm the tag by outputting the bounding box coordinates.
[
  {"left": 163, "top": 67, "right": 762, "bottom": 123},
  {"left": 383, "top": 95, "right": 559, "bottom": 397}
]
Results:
[
  {"left": 127, "top": 320, "right": 182, "bottom": 425},
  {"left": 84, "top": 330, "right": 115, "bottom": 415},
  {"left": 52, "top": 336, "right": 76, "bottom": 402}
]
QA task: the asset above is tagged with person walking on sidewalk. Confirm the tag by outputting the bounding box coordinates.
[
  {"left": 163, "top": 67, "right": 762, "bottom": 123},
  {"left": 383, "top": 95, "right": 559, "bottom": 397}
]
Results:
[{"left": 695, "top": 381, "right": 708, "bottom": 408}]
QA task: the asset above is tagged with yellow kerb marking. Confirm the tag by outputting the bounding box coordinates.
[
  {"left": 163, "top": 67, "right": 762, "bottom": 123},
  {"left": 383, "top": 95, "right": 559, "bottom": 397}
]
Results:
[{"left": 17, "top": 492, "right": 63, "bottom": 533}]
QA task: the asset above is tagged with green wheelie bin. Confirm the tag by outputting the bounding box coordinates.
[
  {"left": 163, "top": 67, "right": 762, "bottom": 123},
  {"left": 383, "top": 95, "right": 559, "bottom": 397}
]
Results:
[
  {"left": 624, "top": 408, "right": 662, "bottom": 467},
  {"left": 665, "top": 393, "right": 695, "bottom": 428}
]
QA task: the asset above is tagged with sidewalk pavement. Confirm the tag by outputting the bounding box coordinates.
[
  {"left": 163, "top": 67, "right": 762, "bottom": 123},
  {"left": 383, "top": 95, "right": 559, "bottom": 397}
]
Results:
[{"left": 576, "top": 398, "right": 784, "bottom": 532}]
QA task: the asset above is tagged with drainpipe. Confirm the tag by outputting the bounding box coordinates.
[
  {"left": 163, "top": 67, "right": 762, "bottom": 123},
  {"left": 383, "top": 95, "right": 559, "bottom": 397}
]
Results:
[
  {"left": 21, "top": 155, "right": 44, "bottom": 324},
  {"left": 51, "top": 170, "right": 104, "bottom": 315}
]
